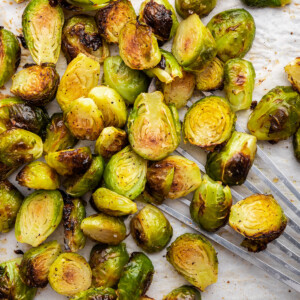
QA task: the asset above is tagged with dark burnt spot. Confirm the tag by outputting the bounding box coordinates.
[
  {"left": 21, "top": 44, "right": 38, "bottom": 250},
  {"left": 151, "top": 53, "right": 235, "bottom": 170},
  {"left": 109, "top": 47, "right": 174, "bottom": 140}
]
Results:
[
  {"left": 14, "top": 249, "right": 24, "bottom": 255},
  {"left": 226, "top": 24, "right": 240, "bottom": 32},
  {"left": 235, "top": 73, "right": 246, "bottom": 86},
  {"left": 48, "top": 0, "right": 58, "bottom": 7},
  {"left": 17, "top": 35, "right": 28, "bottom": 49},
  {"left": 213, "top": 141, "right": 227, "bottom": 152},
  {"left": 142, "top": 270, "right": 154, "bottom": 295},
  {"left": 241, "top": 238, "right": 267, "bottom": 253},
  {"left": 157, "top": 54, "right": 166, "bottom": 70},
  {"left": 268, "top": 109, "right": 288, "bottom": 135},
  {"left": 95, "top": 1, "right": 117, "bottom": 36},
  {"left": 250, "top": 101, "right": 257, "bottom": 110},
  {"left": 58, "top": 0, "right": 81, "bottom": 11},
  {"left": 196, "top": 194, "right": 206, "bottom": 216},
  {"left": 23, "top": 63, "right": 36, "bottom": 69}
]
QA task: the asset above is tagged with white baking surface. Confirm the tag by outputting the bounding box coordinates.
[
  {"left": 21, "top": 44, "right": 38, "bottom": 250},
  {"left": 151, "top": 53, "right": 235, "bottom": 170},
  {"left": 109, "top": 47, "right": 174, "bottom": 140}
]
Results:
[{"left": 0, "top": 0, "right": 300, "bottom": 299}]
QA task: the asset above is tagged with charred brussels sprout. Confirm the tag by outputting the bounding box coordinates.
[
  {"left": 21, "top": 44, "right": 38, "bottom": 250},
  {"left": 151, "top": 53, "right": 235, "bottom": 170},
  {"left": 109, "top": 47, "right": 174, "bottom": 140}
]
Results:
[
  {"left": 19, "top": 241, "right": 62, "bottom": 288},
  {"left": 285, "top": 58, "right": 300, "bottom": 93},
  {"left": 117, "top": 252, "right": 154, "bottom": 300},
  {"left": 229, "top": 194, "right": 287, "bottom": 252},
  {"left": 22, "top": 0, "right": 64, "bottom": 65},
  {"left": 242, "top": 0, "right": 290, "bottom": 7},
  {"left": 167, "top": 233, "right": 218, "bottom": 291},
  {"left": 207, "top": 9, "right": 255, "bottom": 62},
  {"left": 183, "top": 96, "right": 236, "bottom": 151},
  {"left": 190, "top": 175, "right": 232, "bottom": 232},
  {"left": 247, "top": 86, "right": 300, "bottom": 141},
  {"left": 15, "top": 190, "right": 63, "bottom": 247},
  {"left": 175, "top": 0, "right": 216, "bottom": 19},
  {"left": 206, "top": 131, "right": 257, "bottom": 186},
  {"left": 293, "top": 127, "right": 300, "bottom": 162},
  {"left": 163, "top": 285, "right": 201, "bottom": 300},
  {"left": 71, "top": 287, "right": 117, "bottom": 300},
  {"left": 48, "top": 252, "right": 92, "bottom": 296},
  {"left": 89, "top": 243, "right": 129, "bottom": 288},
  {"left": 172, "top": 14, "right": 217, "bottom": 71},
  {"left": 103, "top": 146, "right": 147, "bottom": 199}
]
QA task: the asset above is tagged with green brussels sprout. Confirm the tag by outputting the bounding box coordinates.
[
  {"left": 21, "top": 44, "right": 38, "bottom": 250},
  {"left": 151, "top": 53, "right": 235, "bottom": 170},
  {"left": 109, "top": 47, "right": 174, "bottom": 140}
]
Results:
[
  {"left": 48, "top": 252, "right": 92, "bottom": 296},
  {"left": 247, "top": 86, "right": 300, "bottom": 141},
  {"left": 242, "top": 0, "right": 290, "bottom": 7},
  {"left": 89, "top": 243, "right": 129, "bottom": 288},
  {"left": 229, "top": 194, "right": 287, "bottom": 252},
  {"left": 0, "top": 258, "right": 37, "bottom": 300},
  {"left": 81, "top": 213, "right": 127, "bottom": 245},
  {"left": 15, "top": 190, "right": 63, "bottom": 247},
  {"left": 63, "top": 197, "right": 86, "bottom": 252},
  {"left": 95, "top": 0, "right": 137, "bottom": 44},
  {"left": 71, "top": 287, "right": 117, "bottom": 300},
  {"left": 88, "top": 86, "right": 127, "bottom": 128},
  {"left": 45, "top": 147, "right": 92, "bottom": 176},
  {"left": 57, "top": 53, "right": 100, "bottom": 112},
  {"left": 190, "top": 175, "right": 232, "bottom": 232},
  {"left": 0, "top": 27, "right": 21, "bottom": 88},
  {"left": 183, "top": 96, "right": 236, "bottom": 151},
  {"left": 22, "top": 0, "right": 64, "bottom": 65},
  {"left": 285, "top": 57, "right": 300, "bottom": 94},
  {"left": 0, "top": 180, "right": 23, "bottom": 233},
  {"left": 117, "top": 252, "right": 154, "bottom": 300},
  {"left": 60, "top": 0, "right": 110, "bottom": 11},
  {"left": 103, "top": 146, "right": 147, "bottom": 199},
  {"left": 62, "top": 15, "right": 110, "bottom": 64},
  {"left": 293, "top": 127, "right": 300, "bottom": 162},
  {"left": 166, "top": 233, "right": 218, "bottom": 291},
  {"left": 172, "top": 14, "right": 217, "bottom": 71},
  {"left": 175, "top": 0, "right": 216, "bottom": 19},
  {"left": 207, "top": 9, "right": 256, "bottom": 63},
  {"left": 206, "top": 131, "right": 257, "bottom": 186},
  {"left": 131, "top": 204, "right": 173, "bottom": 252},
  {"left": 128, "top": 91, "right": 181, "bottom": 161},
  {"left": 92, "top": 187, "right": 137, "bottom": 216},
  {"left": 19, "top": 241, "right": 62, "bottom": 288},
  {"left": 163, "top": 285, "right": 201, "bottom": 300},
  {"left": 139, "top": 0, "right": 179, "bottom": 43},
  {"left": 103, "top": 56, "right": 150, "bottom": 104},
  {"left": 119, "top": 20, "right": 161, "bottom": 70}
]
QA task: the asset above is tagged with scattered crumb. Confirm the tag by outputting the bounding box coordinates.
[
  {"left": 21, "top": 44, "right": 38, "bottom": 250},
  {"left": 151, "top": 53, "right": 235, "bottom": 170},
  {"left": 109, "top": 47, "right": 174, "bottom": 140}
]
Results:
[{"left": 273, "top": 178, "right": 279, "bottom": 183}]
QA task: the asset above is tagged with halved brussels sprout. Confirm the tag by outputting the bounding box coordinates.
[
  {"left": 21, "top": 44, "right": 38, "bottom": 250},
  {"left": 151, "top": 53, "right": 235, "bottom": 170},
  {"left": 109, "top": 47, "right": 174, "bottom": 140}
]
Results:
[
  {"left": 15, "top": 190, "right": 63, "bottom": 247},
  {"left": 163, "top": 285, "right": 201, "bottom": 300},
  {"left": 57, "top": 53, "right": 100, "bottom": 112},
  {"left": 103, "top": 56, "right": 150, "bottom": 104},
  {"left": 119, "top": 20, "right": 161, "bottom": 70},
  {"left": 190, "top": 175, "right": 232, "bottom": 232},
  {"left": 166, "top": 233, "right": 218, "bottom": 291},
  {"left": 242, "top": 0, "right": 290, "bottom": 7},
  {"left": 293, "top": 127, "right": 300, "bottom": 162},
  {"left": 0, "top": 27, "right": 21, "bottom": 88},
  {"left": 62, "top": 15, "right": 109, "bottom": 64},
  {"left": 48, "top": 253, "right": 92, "bottom": 296},
  {"left": 92, "top": 187, "right": 137, "bottom": 216},
  {"left": 60, "top": 0, "right": 110, "bottom": 11},
  {"left": 22, "top": 0, "right": 64, "bottom": 65},
  {"left": 103, "top": 146, "right": 147, "bottom": 199},
  {"left": 131, "top": 204, "right": 173, "bottom": 252},
  {"left": 81, "top": 213, "right": 126, "bottom": 245},
  {"left": 183, "top": 96, "right": 236, "bottom": 151},
  {"left": 247, "top": 86, "right": 300, "bottom": 141},
  {"left": 89, "top": 243, "right": 129, "bottom": 288},
  {"left": 0, "top": 180, "right": 23, "bottom": 233},
  {"left": 175, "top": 0, "right": 216, "bottom": 19},
  {"left": 128, "top": 92, "right": 181, "bottom": 161},
  {"left": 285, "top": 57, "right": 300, "bottom": 93},
  {"left": 117, "top": 252, "right": 154, "bottom": 300},
  {"left": 45, "top": 147, "right": 92, "bottom": 176},
  {"left": 207, "top": 9, "right": 256, "bottom": 62},
  {"left": 172, "top": 14, "right": 217, "bottom": 71},
  {"left": 95, "top": 0, "right": 136, "bottom": 44},
  {"left": 229, "top": 194, "right": 287, "bottom": 252},
  {"left": 88, "top": 86, "right": 127, "bottom": 128},
  {"left": 71, "top": 287, "right": 117, "bottom": 300},
  {"left": 206, "top": 131, "right": 257, "bottom": 186},
  {"left": 19, "top": 241, "right": 62, "bottom": 288}
]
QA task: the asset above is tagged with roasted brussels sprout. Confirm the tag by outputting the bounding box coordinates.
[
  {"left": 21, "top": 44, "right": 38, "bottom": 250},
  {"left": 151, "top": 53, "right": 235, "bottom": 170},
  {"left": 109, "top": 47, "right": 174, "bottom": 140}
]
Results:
[
  {"left": 15, "top": 190, "right": 63, "bottom": 247},
  {"left": 89, "top": 243, "right": 129, "bottom": 288},
  {"left": 247, "top": 86, "right": 300, "bottom": 141},
  {"left": 81, "top": 213, "right": 126, "bottom": 245},
  {"left": 293, "top": 127, "right": 300, "bottom": 162},
  {"left": 285, "top": 57, "right": 300, "bottom": 93},
  {"left": 175, "top": 0, "right": 216, "bottom": 19},
  {"left": 19, "top": 241, "right": 62, "bottom": 288},
  {"left": 242, "top": 0, "right": 290, "bottom": 7},
  {"left": 62, "top": 15, "right": 109, "bottom": 64},
  {"left": 190, "top": 175, "right": 232, "bottom": 232},
  {"left": 103, "top": 56, "right": 150, "bottom": 104},
  {"left": 119, "top": 20, "right": 161, "bottom": 70},
  {"left": 206, "top": 131, "right": 257, "bottom": 186},
  {"left": 128, "top": 92, "right": 181, "bottom": 161},
  {"left": 163, "top": 285, "right": 201, "bottom": 300},
  {"left": 172, "top": 14, "right": 217, "bottom": 71},
  {"left": 183, "top": 96, "right": 236, "bottom": 151},
  {"left": 229, "top": 194, "right": 287, "bottom": 252},
  {"left": 167, "top": 233, "right": 218, "bottom": 291},
  {"left": 45, "top": 147, "right": 92, "bottom": 176},
  {"left": 0, "top": 27, "right": 21, "bottom": 88},
  {"left": 95, "top": 0, "right": 137, "bottom": 44},
  {"left": 71, "top": 287, "right": 117, "bottom": 300},
  {"left": 103, "top": 146, "right": 147, "bottom": 199},
  {"left": 131, "top": 204, "right": 173, "bottom": 252},
  {"left": 207, "top": 9, "right": 255, "bottom": 62},
  {"left": 60, "top": 0, "right": 110, "bottom": 12},
  {"left": 48, "top": 252, "right": 92, "bottom": 296},
  {"left": 22, "top": 0, "right": 64, "bottom": 65},
  {"left": 57, "top": 53, "right": 100, "bottom": 112},
  {"left": 117, "top": 252, "right": 154, "bottom": 300}
]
